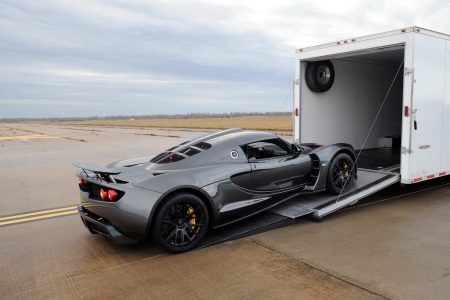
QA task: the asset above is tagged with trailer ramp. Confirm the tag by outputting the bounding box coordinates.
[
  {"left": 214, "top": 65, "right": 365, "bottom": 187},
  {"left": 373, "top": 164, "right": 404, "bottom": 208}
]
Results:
[
  {"left": 200, "top": 169, "right": 399, "bottom": 249},
  {"left": 271, "top": 168, "right": 400, "bottom": 220}
]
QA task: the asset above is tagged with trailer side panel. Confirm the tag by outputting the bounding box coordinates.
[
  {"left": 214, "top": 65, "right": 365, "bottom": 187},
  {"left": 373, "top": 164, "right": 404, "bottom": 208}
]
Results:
[
  {"left": 441, "top": 40, "right": 450, "bottom": 173},
  {"left": 409, "top": 34, "right": 447, "bottom": 180}
]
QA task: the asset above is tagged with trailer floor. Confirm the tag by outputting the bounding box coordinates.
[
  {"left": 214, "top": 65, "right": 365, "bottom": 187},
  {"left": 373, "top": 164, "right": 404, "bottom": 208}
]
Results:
[{"left": 356, "top": 147, "right": 400, "bottom": 170}]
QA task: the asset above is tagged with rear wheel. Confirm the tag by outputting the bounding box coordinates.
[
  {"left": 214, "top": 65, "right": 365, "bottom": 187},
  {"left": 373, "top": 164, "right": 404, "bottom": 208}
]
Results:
[
  {"left": 153, "top": 193, "right": 209, "bottom": 253},
  {"left": 326, "top": 153, "right": 355, "bottom": 194}
]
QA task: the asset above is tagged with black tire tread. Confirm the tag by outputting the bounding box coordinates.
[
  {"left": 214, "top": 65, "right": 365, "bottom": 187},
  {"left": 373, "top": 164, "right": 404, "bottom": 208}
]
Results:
[
  {"left": 305, "top": 60, "right": 335, "bottom": 93},
  {"left": 153, "top": 193, "right": 209, "bottom": 253},
  {"left": 326, "top": 153, "right": 355, "bottom": 194}
]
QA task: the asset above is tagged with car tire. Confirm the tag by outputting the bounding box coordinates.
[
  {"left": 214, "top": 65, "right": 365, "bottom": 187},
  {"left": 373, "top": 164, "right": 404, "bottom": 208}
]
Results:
[
  {"left": 326, "top": 153, "right": 355, "bottom": 194},
  {"left": 153, "top": 193, "right": 209, "bottom": 253},
  {"left": 305, "top": 60, "right": 335, "bottom": 93}
]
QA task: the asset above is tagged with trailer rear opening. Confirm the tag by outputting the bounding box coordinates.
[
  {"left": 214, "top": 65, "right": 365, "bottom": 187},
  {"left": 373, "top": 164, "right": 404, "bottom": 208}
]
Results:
[
  {"left": 300, "top": 47, "right": 404, "bottom": 171},
  {"left": 294, "top": 27, "right": 450, "bottom": 184}
]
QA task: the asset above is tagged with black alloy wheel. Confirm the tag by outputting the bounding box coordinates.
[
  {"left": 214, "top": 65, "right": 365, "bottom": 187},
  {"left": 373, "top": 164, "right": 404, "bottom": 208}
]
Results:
[
  {"left": 154, "top": 193, "right": 209, "bottom": 253},
  {"left": 326, "top": 153, "right": 355, "bottom": 194}
]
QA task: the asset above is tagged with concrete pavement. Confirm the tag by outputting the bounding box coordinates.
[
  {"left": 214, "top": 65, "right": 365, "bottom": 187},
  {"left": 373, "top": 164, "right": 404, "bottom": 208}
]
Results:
[{"left": 1, "top": 122, "right": 449, "bottom": 299}]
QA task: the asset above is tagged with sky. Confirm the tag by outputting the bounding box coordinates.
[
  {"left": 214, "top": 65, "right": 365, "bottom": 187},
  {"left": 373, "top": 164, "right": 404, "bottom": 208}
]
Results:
[{"left": 1, "top": 0, "right": 450, "bottom": 118}]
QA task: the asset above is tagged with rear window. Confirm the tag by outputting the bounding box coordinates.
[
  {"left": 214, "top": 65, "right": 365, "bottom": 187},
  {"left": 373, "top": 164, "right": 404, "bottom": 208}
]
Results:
[
  {"left": 166, "top": 140, "right": 190, "bottom": 151},
  {"left": 150, "top": 142, "right": 212, "bottom": 164},
  {"left": 156, "top": 153, "right": 185, "bottom": 164},
  {"left": 150, "top": 152, "right": 185, "bottom": 164},
  {"left": 150, "top": 152, "right": 168, "bottom": 163},
  {"left": 180, "top": 147, "right": 201, "bottom": 156},
  {"left": 193, "top": 142, "right": 212, "bottom": 150}
]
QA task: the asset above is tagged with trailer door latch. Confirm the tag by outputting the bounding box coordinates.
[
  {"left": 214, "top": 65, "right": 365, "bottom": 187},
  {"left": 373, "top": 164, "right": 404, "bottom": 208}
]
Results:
[
  {"left": 401, "top": 147, "right": 412, "bottom": 154},
  {"left": 404, "top": 67, "right": 414, "bottom": 76},
  {"left": 412, "top": 108, "right": 418, "bottom": 130}
]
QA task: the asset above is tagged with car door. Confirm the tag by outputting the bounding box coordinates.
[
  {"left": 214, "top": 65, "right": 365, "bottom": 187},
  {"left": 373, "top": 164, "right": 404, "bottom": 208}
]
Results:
[{"left": 244, "top": 139, "right": 312, "bottom": 192}]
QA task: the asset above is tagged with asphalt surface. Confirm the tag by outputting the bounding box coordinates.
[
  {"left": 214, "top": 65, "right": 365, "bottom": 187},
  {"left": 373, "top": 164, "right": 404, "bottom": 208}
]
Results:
[{"left": 1, "top": 122, "right": 449, "bottom": 299}]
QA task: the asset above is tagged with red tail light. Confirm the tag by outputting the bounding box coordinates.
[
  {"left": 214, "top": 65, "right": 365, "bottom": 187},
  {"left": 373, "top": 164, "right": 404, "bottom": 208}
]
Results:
[
  {"left": 100, "top": 189, "right": 108, "bottom": 200},
  {"left": 108, "top": 189, "right": 118, "bottom": 201},
  {"left": 78, "top": 177, "right": 85, "bottom": 185}
]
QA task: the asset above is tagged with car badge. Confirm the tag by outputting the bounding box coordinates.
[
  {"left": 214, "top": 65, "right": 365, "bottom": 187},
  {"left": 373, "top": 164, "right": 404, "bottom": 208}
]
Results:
[{"left": 230, "top": 150, "right": 239, "bottom": 159}]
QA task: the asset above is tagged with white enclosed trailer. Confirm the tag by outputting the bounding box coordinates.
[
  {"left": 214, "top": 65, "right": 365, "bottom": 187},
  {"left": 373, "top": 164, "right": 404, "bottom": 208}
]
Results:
[
  {"left": 294, "top": 26, "right": 450, "bottom": 185},
  {"left": 272, "top": 27, "right": 450, "bottom": 220}
]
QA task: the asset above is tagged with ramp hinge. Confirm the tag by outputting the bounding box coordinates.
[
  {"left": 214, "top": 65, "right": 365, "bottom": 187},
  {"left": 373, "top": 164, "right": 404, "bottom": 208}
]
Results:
[{"left": 404, "top": 67, "right": 414, "bottom": 76}]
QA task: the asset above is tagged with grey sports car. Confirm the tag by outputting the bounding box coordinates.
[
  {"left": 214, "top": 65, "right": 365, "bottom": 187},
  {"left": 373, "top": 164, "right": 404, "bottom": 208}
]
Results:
[{"left": 74, "top": 128, "right": 356, "bottom": 252}]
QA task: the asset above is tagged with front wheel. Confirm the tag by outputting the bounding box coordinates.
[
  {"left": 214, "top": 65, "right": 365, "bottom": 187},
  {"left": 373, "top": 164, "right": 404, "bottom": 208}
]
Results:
[
  {"left": 326, "top": 153, "right": 355, "bottom": 194},
  {"left": 153, "top": 193, "right": 209, "bottom": 253}
]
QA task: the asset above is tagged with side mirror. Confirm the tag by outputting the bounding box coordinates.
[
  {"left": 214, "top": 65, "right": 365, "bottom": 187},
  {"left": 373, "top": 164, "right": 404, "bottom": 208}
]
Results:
[{"left": 291, "top": 144, "right": 301, "bottom": 156}]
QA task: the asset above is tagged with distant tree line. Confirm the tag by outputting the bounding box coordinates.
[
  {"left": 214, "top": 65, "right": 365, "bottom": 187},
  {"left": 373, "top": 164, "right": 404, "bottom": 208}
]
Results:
[{"left": 0, "top": 111, "right": 291, "bottom": 122}]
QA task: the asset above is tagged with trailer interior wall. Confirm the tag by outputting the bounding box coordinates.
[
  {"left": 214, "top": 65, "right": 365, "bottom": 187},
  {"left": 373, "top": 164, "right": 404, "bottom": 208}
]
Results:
[{"left": 300, "top": 48, "right": 404, "bottom": 150}]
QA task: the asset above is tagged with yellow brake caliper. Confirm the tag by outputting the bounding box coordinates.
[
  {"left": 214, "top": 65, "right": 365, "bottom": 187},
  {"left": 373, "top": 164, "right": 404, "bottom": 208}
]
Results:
[
  {"left": 343, "top": 162, "right": 349, "bottom": 177},
  {"left": 187, "top": 206, "right": 196, "bottom": 230}
]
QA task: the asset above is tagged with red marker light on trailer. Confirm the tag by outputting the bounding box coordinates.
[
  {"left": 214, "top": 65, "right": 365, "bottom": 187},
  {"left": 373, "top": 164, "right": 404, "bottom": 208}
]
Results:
[
  {"left": 100, "top": 189, "right": 108, "bottom": 200},
  {"left": 295, "top": 108, "right": 299, "bottom": 117},
  {"left": 404, "top": 106, "right": 409, "bottom": 117},
  {"left": 108, "top": 189, "right": 118, "bottom": 201}
]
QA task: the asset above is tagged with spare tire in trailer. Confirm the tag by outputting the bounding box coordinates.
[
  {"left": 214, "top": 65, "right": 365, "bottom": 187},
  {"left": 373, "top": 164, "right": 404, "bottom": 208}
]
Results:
[{"left": 305, "top": 60, "right": 335, "bottom": 93}]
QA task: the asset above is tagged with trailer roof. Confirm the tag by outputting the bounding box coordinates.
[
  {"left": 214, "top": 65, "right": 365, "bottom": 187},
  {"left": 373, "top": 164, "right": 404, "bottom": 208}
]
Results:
[{"left": 296, "top": 27, "right": 450, "bottom": 53}]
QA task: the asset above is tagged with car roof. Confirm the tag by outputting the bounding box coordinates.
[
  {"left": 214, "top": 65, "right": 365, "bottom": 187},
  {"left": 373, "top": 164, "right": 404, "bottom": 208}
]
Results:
[
  {"left": 169, "top": 128, "right": 279, "bottom": 153},
  {"left": 208, "top": 130, "right": 279, "bottom": 146},
  {"left": 144, "top": 129, "right": 283, "bottom": 169}
]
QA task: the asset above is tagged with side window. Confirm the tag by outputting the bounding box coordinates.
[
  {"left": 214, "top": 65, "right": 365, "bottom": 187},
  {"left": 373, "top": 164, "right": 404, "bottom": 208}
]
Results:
[{"left": 241, "top": 139, "right": 292, "bottom": 160}]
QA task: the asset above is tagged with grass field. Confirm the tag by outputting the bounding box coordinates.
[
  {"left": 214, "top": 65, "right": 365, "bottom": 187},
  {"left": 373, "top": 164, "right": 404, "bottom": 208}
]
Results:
[{"left": 54, "top": 115, "right": 294, "bottom": 132}]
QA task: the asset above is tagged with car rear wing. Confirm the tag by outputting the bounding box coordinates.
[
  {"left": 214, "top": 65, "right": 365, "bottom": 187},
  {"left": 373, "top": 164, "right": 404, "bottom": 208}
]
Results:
[{"left": 73, "top": 162, "right": 121, "bottom": 183}]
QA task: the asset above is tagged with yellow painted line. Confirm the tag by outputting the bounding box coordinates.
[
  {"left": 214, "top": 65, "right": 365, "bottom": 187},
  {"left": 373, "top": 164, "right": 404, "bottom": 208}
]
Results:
[
  {"left": 0, "top": 134, "right": 59, "bottom": 140},
  {"left": 0, "top": 210, "right": 78, "bottom": 226},
  {"left": 0, "top": 206, "right": 78, "bottom": 221}
]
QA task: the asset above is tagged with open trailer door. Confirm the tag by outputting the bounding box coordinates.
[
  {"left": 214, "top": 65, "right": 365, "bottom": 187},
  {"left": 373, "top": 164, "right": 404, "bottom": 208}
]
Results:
[{"left": 406, "top": 34, "right": 447, "bottom": 183}]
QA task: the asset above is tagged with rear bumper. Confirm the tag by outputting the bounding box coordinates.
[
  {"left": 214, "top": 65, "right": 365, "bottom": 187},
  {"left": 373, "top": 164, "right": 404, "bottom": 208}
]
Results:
[
  {"left": 76, "top": 174, "right": 163, "bottom": 241},
  {"left": 78, "top": 205, "right": 138, "bottom": 245}
]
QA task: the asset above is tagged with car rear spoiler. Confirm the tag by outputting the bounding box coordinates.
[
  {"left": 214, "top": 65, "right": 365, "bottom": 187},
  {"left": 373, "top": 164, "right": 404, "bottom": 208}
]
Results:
[
  {"left": 73, "top": 162, "right": 121, "bottom": 174},
  {"left": 73, "top": 162, "right": 121, "bottom": 183}
]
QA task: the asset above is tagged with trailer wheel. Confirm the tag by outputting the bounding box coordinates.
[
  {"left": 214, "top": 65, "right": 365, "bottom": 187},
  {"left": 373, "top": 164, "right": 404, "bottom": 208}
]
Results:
[
  {"left": 326, "top": 153, "right": 355, "bottom": 194},
  {"left": 305, "top": 60, "right": 335, "bottom": 93}
]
